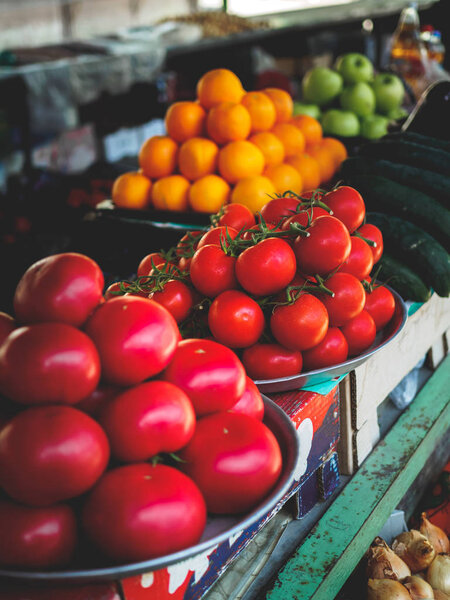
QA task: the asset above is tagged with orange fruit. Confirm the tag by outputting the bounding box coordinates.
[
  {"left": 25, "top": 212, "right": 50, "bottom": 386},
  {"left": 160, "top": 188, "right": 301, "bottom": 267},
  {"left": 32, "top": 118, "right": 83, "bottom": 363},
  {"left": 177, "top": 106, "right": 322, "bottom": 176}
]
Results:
[
  {"left": 178, "top": 137, "right": 219, "bottom": 181},
  {"left": 271, "top": 123, "right": 306, "bottom": 157},
  {"left": 231, "top": 175, "right": 277, "bottom": 214},
  {"left": 112, "top": 172, "right": 152, "bottom": 210},
  {"left": 164, "top": 101, "right": 206, "bottom": 143},
  {"left": 218, "top": 140, "right": 265, "bottom": 184},
  {"left": 241, "top": 91, "right": 277, "bottom": 133},
  {"left": 291, "top": 114, "right": 323, "bottom": 147},
  {"left": 206, "top": 102, "right": 251, "bottom": 145},
  {"left": 139, "top": 136, "right": 178, "bottom": 179},
  {"left": 151, "top": 175, "right": 190, "bottom": 211},
  {"left": 285, "top": 153, "right": 321, "bottom": 192},
  {"left": 307, "top": 144, "right": 336, "bottom": 184},
  {"left": 320, "top": 137, "right": 348, "bottom": 169},
  {"left": 189, "top": 174, "right": 230, "bottom": 213},
  {"left": 263, "top": 88, "right": 294, "bottom": 123},
  {"left": 263, "top": 163, "right": 303, "bottom": 195},
  {"left": 249, "top": 132, "right": 285, "bottom": 167},
  {"left": 196, "top": 69, "right": 245, "bottom": 110}
]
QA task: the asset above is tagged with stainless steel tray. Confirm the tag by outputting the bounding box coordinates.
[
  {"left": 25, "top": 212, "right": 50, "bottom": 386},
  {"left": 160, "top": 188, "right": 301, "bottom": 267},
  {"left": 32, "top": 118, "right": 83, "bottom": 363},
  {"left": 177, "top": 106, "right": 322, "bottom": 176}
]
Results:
[
  {"left": 254, "top": 287, "right": 408, "bottom": 393},
  {"left": 0, "top": 396, "right": 299, "bottom": 584}
]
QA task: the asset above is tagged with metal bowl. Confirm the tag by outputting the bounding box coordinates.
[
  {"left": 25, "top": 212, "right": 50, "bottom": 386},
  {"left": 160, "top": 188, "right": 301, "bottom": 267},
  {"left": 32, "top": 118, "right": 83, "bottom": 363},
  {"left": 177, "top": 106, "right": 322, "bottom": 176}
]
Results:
[
  {"left": 0, "top": 396, "right": 299, "bottom": 584},
  {"left": 254, "top": 286, "right": 408, "bottom": 394}
]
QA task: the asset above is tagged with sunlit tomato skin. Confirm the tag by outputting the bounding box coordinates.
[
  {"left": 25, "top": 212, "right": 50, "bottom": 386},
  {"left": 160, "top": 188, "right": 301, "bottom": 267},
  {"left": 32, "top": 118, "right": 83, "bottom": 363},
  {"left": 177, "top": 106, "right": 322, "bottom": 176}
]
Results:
[
  {"left": 0, "top": 312, "right": 15, "bottom": 346},
  {"left": 302, "top": 327, "right": 348, "bottom": 371},
  {"left": 364, "top": 285, "right": 396, "bottom": 331},
  {"left": 322, "top": 186, "right": 365, "bottom": 233},
  {"left": 85, "top": 296, "right": 179, "bottom": 387},
  {"left": 242, "top": 343, "right": 303, "bottom": 380},
  {"left": 217, "top": 204, "right": 256, "bottom": 231},
  {"left": 197, "top": 226, "right": 238, "bottom": 250},
  {"left": 356, "top": 223, "right": 384, "bottom": 263},
  {"left": 259, "top": 196, "right": 301, "bottom": 225},
  {"left": 0, "top": 323, "right": 101, "bottom": 406},
  {"left": 149, "top": 280, "right": 195, "bottom": 323},
  {"left": 190, "top": 245, "right": 238, "bottom": 298},
  {"left": 270, "top": 293, "right": 329, "bottom": 351},
  {"left": 0, "top": 500, "right": 77, "bottom": 568},
  {"left": 180, "top": 412, "right": 282, "bottom": 514},
  {"left": 281, "top": 206, "right": 329, "bottom": 231},
  {"left": 99, "top": 381, "right": 196, "bottom": 463},
  {"left": 163, "top": 339, "right": 246, "bottom": 416},
  {"left": 236, "top": 238, "right": 297, "bottom": 296},
  {"left": 229, "top": 376, "right": 264, "bottom": 421},
  {"left": 294, "top": 216, "right": 351, "bottom": 276},
  {"left": 338, "top": 236, "right": 374, "bottom": 281},
  {"left": 208, "top": 290, "right": 265, "bottom": 348},
  {"left": 317, "top": 272, "right": 365, "bottom": 327},
  {"left": 82, "top": 463, "right": 207, "bottom": 562},
  {"left": 0, "top": 405, "right": 110, "bottom": 506},
  {"left": 13, "top": 253, "right": 104, "bottom": 327},
  {"left": 137, "top": 252, "right": 165, "bottom": 277},
  {"left": 340, "top": 309, "right": 376, "bottom": 357}
]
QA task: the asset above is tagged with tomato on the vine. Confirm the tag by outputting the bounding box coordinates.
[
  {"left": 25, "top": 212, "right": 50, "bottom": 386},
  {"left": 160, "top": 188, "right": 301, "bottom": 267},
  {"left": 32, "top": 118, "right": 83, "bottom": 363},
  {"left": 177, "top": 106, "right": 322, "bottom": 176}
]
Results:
[
  {"left": 364, "top": 285, "right": 396, "bottom": 331},
  {"left": 239, "top": 222, "right": 279, "bottom": 242},
  {"left": 340, "top": 309, "right": 376, "bottom": 357},
  {"left": 281, "top": 206, "right": 329, "bottom": 230},
  {"left": 317, "top": 272, "right": 365, "bottom": 327},
  {"left": 242, "top": 343, "right": 303, "bottom": 380},
  {"left": 229, "top": 376, "right": 264, "bottom": 421},
  {"left": 322, "top": 186, "right": 365, "bottom": 233},
  {"left": 190, "top": 244, "right": 237, "bottom": 297},
  {"left": 217, "top": 204, "right": 255, "bottom": 231},
  {"left": 356, "top": 223, "right": 384, "bottom": 264},
  {"left": 208, "top": 290, "right": 265, "bottom": 348},
  {"left": 338, "top": 236, "right": 374, "bottom": 281},
  {"left": 197, "top": 226, "right": 238, "bottom": 250},
  {"left": 137, "top": 253, "right": 165, "bottom": 277},
  {"left": 149, "top": 280, "right": 195, "bottom": 323},
  {"left": 302, "top": 327, "right": 348, "bottom": 371},
  {"left": 259, "top": 196, "right": 301, "bottom": 225}
]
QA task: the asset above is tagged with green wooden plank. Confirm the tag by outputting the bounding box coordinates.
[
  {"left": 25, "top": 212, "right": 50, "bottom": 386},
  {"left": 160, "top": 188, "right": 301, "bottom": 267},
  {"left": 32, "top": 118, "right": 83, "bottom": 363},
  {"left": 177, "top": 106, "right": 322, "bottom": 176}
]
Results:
[{"left": 267, "top": 355, "right": 450, "bottom": 600}]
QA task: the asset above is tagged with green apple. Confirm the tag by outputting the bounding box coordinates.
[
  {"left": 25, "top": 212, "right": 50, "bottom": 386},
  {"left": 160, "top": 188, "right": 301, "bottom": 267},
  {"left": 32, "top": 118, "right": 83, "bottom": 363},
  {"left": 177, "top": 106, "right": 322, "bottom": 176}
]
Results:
[
  {"left": 292, "top": 102, "right": 322, "bottom": 119},
  {"left": 372, "top": 73, "right": 405, "bottom": 115},
  {"left": 340, "top": 82, "right": 376, "bottom": 117},
  {"left": 302, "top": 67, "right": 343, "bottom": 106},
  {"left": 335, "top": 53, "right": 374, "bottom": 84},
  {"left": 385, "top": 106, "right": 409, "bottom": 121},
  {"left": 321, "top": 109, "right": 360, "bottom": 137},
  {"left": 360, "top": 114, "right": 390, "bottom": 139}
]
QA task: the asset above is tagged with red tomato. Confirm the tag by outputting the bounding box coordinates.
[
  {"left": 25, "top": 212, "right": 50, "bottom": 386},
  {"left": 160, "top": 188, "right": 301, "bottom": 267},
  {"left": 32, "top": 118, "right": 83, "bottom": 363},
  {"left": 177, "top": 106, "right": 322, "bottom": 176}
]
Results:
[
  {"left": 364, "top": 285, "right": 396, "bottom": 331},
  {"left": 340, "top": 309, "right": 376, "bottom": 357},
  {"left": 77, "top": 384, "right": 119, "bottom": 418},
  {"left": 82, "top": 463, "right": 206, "bottom": 561},
  {"left": 137, "top": 252, "right": 165, "bottom": 277},
  {"left": 281, "top": 206, "right": 329, "bottom": 231},
  {"left": 163, "top": 338, "right": 246, "bottom": 416},
  {"left": 229, "top": 376, "right": 264, "bottom": 421},
  {"left": 190, "top": 245, "right": 237, "bottom": 298},
  {"left": 208, "top": 290, "right": 265, "bottom": 348},
  {"left": 178, "top": 256, "right": 192, "bottom": 271},
  {"left": 13, "top": 253, "right": 104, "bottom": 327},
  {"left": 259, "top": 196, "right": 301, "bottom": 225},
  {"left": 239, "top": 222, "right": 279, "bottom": 242},
  {"left": 356, "top": 223, "right": 384, "bottom": 263},
  {"left": 302, "top": 327, "right": 348, "bottom": 371},
  {"left": 217, "top": 204, "right": 255, "bottom": 231},
  {"left": 85, "top": 296, "right": 179, "bottom": 386},
  {"left": 180, "top": 412, "right": 282, "bottom": 514},
  {"left": 0, "top": 405, "right": 109, "bottom": 506},
  {"left": 197, "top": 226, "right": 238, "bottom": 250},
  {"left": 317, "top": 272, "right": 365, "bottom": 327},
  {"left": 338, "top": 236, "right": 374, "bottom": 281},
  {"left": 0, "top": 323, "right": 100, "bottom": 406},
  {"left": 294, "top": 215, "right": 351, "bottom": 276},
  {"left": 149, "top": 280, "right": 195, "bottom": 323},
  {"left": 242, "top": 343, "right": 303, "bottom": 379},
  {"left": 100, "top": 381, "right": 195, "bottom": 462},
  {"left": 322, "top": 186, "right": 365, "bottom": 233},
  {"left": 176, "top": 231, "right": 203, "bottom": 258},
  {"left": 270, "top": 292, "right": 329, "bottom": 351},
  {"left": 235, "top": 238, "right": 297, "bottom": 296},
  {"left": 104, "top": 281, "right": 132, "bottom": 299},
  {"left": 0, "top": 500, "right": 77, "bottom": 568},
  {"left": 0, "top": 311, "right": 15, "bottom": 346}
]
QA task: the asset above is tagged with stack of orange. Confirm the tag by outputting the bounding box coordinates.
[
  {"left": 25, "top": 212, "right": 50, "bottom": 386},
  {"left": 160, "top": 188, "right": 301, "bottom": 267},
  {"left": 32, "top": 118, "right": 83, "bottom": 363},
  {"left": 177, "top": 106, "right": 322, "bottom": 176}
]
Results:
[{"left": 112, "top": 69, "right": 348, "bottom": 214}]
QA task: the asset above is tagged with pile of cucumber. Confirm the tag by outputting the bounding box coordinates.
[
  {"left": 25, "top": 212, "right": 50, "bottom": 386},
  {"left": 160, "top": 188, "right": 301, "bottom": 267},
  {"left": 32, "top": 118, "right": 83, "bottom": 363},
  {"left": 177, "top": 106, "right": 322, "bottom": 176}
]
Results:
[{"left": 339, "top": 131, "right": 450, "bottom": 302}]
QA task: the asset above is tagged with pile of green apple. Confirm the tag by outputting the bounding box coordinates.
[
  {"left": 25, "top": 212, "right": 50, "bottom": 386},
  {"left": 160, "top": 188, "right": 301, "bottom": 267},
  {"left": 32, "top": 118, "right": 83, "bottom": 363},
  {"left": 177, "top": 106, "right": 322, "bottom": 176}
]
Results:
[{"left": 293, "top": 53, "right": 407, "bottom": 139}]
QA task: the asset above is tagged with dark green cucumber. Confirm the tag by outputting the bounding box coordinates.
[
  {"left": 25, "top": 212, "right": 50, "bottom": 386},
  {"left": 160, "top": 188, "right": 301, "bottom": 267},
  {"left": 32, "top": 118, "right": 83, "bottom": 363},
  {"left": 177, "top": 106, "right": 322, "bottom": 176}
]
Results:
[
  {"left": 343, "top": 174, "right": 450, "bottom": 250},
  {"left": 384, "top": 131, "right": 450, "bottom": 152},
  {"left": 339, "top": 157, "right": 450, "bottom": 207},
  {"left": 376, "top": 253, "right": 432, "bottom": 302},
  {"left": 366, "top": 212, "right": 450, "bottom": 297},
  {"left": 359, "top": 139, "right": 450, "bottom": 174}
]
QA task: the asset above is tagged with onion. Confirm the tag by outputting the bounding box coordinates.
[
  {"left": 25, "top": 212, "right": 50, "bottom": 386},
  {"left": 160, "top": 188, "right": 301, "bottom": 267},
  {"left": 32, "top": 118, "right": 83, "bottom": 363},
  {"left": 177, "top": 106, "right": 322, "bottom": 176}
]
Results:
[
  {"left": 392, "top": 530, "right": 436, "bottom": 572},
  {"left": 403, "top": 574, "right": 435, "bottom": 599},
  {"left": 427, "top": 554, "right": 450, "bottom": 594},
  {"left": 367, "top": 578, "right": 412, "bottom": 599},
  {"left": 367, "top": 537, "right": 411, "bottom": 580},
  {"left": 420, "top": 513, "right": 450, "bottom": 554}
]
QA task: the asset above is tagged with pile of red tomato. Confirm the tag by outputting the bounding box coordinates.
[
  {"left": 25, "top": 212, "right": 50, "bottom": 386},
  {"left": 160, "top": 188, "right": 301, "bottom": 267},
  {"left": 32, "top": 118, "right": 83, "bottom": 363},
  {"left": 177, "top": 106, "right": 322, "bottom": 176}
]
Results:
[
  {"left": 115, "top": 185, "right": 396, "bottom": 380},
  {"left": 0, "top": 253, "right": 283, "bottom": 569}
]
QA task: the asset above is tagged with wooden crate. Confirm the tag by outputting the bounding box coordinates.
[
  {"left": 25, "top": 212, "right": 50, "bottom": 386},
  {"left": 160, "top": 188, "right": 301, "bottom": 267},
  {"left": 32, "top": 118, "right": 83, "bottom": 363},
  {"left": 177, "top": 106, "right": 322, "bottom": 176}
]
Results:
[{"left": 338, "top": 294, "right": 450, "bottom": 474}]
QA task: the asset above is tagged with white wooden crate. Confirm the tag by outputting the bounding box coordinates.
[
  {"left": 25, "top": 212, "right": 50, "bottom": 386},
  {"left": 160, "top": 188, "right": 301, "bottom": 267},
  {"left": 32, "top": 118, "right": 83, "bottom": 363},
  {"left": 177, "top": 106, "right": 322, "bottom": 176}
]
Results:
[{"left": 338, "top": 294, "right": 450, "bottom": 474}]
